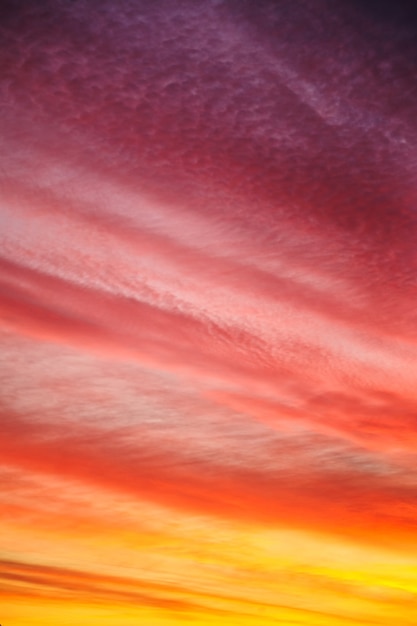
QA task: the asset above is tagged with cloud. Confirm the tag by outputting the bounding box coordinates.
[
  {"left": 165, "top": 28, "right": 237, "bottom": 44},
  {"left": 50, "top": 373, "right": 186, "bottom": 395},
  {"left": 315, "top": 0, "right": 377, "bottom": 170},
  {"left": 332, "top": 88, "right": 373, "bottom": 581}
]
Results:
[
  {"left": 1, "top": 1, "right": 417, "bottom": 624},
  {"left": 2, "top": 383, "right": 417, "bottom": 550},
  {"left": 0, "top": 558, "right": 226, "bottom": 615}
]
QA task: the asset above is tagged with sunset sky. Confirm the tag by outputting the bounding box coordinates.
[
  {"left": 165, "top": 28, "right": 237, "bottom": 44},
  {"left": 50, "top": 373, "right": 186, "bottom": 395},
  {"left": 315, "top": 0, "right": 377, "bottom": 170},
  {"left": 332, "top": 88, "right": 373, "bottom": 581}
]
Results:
[{"left": 1, "top": 1, "right": 417, "bottom": 624}]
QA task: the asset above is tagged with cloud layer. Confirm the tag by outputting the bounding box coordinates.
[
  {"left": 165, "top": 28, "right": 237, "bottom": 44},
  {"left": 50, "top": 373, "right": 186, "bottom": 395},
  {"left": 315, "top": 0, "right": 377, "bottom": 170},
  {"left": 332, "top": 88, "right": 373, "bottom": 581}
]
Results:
[{"left": 1, "top": 1, "right": 417, "bottom": 625}]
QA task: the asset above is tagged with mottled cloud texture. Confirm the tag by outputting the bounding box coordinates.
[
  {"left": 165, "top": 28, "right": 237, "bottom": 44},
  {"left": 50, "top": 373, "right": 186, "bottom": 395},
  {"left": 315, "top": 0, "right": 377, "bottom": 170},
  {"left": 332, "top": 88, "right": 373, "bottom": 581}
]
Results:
[{"left": 1, "top": 1, "right": 417, "bottom": 625}]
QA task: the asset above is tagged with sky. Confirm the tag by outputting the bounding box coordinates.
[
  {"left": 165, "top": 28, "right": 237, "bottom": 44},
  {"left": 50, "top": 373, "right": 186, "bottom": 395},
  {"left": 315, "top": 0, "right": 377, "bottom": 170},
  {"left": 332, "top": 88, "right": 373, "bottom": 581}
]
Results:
[{"left": 1, "top": 1, "right": 417, "bottom": 624}]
